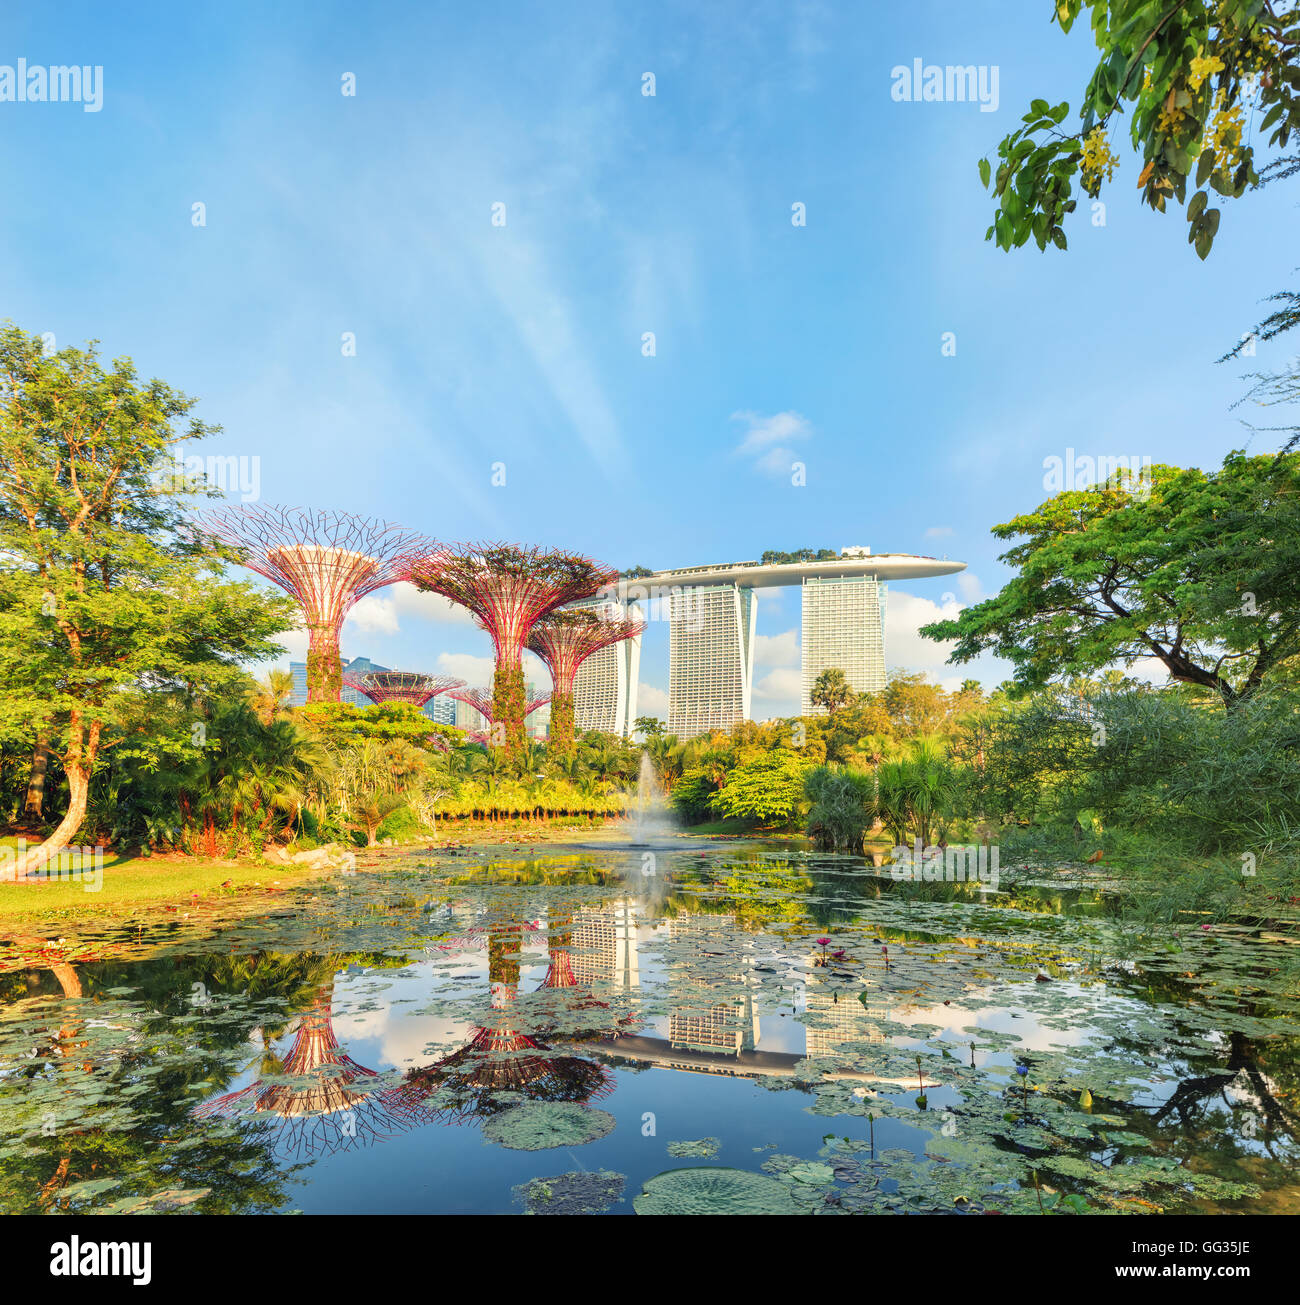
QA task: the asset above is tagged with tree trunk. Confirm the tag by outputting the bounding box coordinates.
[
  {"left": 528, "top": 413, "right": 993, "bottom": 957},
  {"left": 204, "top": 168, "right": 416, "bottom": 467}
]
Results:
[
  {"left": 13, "top": 720, "right": 96, "bottom": 881},
  {"left": 24, "top": 735, "right": 51, "bottom": 821}
]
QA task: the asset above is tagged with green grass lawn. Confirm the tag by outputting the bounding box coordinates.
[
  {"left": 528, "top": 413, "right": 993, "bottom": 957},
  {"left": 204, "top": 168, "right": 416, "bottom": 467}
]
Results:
[{"left": 0, "top": 839, "right": 324, "bottom": 924}]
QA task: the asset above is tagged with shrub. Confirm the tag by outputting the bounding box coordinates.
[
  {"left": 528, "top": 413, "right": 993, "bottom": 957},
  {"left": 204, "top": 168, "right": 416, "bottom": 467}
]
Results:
[{"left": 804, "top": 765, "right": 874, "bottom": 851}]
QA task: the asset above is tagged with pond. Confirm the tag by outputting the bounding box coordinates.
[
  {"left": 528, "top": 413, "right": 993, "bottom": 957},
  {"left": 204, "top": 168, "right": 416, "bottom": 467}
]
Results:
[{"left": 1, "top": 838, "right": 1296, "bottom": 1216}]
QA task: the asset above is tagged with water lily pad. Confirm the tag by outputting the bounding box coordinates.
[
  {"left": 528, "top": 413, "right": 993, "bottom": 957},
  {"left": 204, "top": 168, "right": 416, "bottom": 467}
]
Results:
[
  {"left": 512, "top": 1169, "right": 625, "bottom": 1215},
  {"left": 481, "top": 1102, "right": 615, "bottom": 1151},
  {"left": 634, "top": 1167, "right": 802, "bottom": 1215},
  {"left": 667, "top": 1136, "right": 720, "bottom": 1158}
]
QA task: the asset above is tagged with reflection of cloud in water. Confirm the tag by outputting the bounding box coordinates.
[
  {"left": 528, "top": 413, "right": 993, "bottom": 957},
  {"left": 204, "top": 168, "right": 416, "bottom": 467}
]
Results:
[{"left": 333, "top": 961, "right": 480, "bottom": 1068}]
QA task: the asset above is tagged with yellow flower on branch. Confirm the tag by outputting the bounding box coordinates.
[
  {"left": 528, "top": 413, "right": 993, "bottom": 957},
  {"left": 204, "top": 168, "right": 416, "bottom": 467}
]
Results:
[
  {"left": 1079, "top": 126, "right": 1119, "bottom": 188},
  {"left": 1188, "top": 53, "right": 1225, "bottom": 93}
]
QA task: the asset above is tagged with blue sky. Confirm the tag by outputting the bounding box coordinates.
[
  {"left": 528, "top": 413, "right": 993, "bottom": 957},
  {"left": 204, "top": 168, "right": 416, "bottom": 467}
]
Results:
[{"left": 2, "top": 1, "right": 1290, "bottom": 718}]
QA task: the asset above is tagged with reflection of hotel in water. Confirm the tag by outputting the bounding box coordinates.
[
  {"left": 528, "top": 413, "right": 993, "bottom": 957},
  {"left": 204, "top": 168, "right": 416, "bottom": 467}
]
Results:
[
  {"left": 665, "top": 915, "right": 759, "bottom": 1055},
  {"left": 571, "top": 902, "right": 640, "bottom": 992},
  {"left": 803, "top": 965, "right": 890, "bottom": 1059},
  {"left": 567, "top": 906, "right": 892, "bottom": 1063}
]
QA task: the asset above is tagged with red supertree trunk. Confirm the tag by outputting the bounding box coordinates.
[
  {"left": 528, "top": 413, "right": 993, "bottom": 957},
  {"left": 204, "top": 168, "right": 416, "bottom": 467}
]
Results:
[
  {"left": 202, "top": 505, "right": 440, "bottom": 702},
  {"left": 409, "top": 544, "right": 617, "bottom": 755}
]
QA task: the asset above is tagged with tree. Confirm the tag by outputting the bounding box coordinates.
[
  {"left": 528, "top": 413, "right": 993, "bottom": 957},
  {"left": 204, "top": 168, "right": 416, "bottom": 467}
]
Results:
[
  {"left": 297, "top": 700, "right": 459, "bottom": 750},
  {"left": 920, "top": 453, "right": 1300, "bottom": 710},
  {"left": 982, "top": 1, "right": 1298, "bottom": 260},
  {"left": 985, "top": 4, "right": 1300, "bottom": 454},
  {"left": 329, "top": 736, "right": 424, "bottom": 846},
  {"left": 713, "top": 750, "right": 812, "bottom": 825},
  {"left": 804, "top": 765, "right": 875, "bottom": 852},
  {"left": 166, "top": 698, "right": 330, "bottom": 855},
  {"left": 248, "top": 669, "right": 295, "bottom": 725},
  {"left": 810, "top": 667, "right": 854, "bottom": 714},
  {"left": 634, "top": 715, "right": 666, "bottom": 740},
  {"left": 0, "top": 325, "right": 295, "bottom": 879},
  {"left": 875, "top": 738, "right": 959, "bottom": 847}
]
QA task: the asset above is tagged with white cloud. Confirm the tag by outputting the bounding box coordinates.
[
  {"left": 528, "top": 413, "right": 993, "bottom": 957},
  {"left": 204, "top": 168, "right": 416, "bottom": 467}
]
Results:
[
  {"left": 436, "top": 651, "right": 496, "bottom": 688},
  {"left": 956, "top": 572, "right": 984, "bottom": 603},
  {"left": 754, "top": 446, "right": 801, "bottom": 479},
  {"left": 753, "top": 666, "right": 802, "bottom": 702},
  {"left": 884, "top": 581, "right": 1009, "bottom": 689},
  {"left": 636, "top": 682, "right": 670, "bottom": 716},
  {"left": 754, "top": 628, "right": 799, "bottom": 667},
  {"left": 345, "top": 594, "right": 401, "bottom": 636},
  {"left": 924, "top": 525, "right": 954, "bottom": 539},
  {"left": 311, "top": 583, "right": 480, "bottom": 648},
  {"left": 731, "top": 409, "right": 812, "bottom": 454},
  {"left": 885, "top": 588, "right": 963, "bottom": 673},
  {"left": 272, "top": 625, "right": 308, "bottom": 666},
  {"left": 731, "top": 410, "right": 812, "bottom": 479},
  {"left": 471, "top": 234, "right": 627, "bottom": 478}
]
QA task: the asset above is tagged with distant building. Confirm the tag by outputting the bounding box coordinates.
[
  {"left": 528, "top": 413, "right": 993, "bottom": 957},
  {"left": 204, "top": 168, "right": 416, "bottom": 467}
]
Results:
[
  {"left": 524, "top": 680, "right": 550, "bottom": 740},
  {"left": 451, "top": 681, "right": 550, "bottom": 740},
  {"left": 290, "top": 658, "right": 386, "bottom": 707},
  {"left": 615, "top": 547, "right": 960, "bottom": 738}
]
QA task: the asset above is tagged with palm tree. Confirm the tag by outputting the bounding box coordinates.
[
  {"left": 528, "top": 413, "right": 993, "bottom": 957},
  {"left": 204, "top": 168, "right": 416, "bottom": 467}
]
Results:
[
  {"left": 875, "top": 737, "right": 958, "bottom": 848},
  {"left": 849, "top": 732, "right": 893, "bottom": 773},
  {"left": 248, "top": 670, "right": 296, "bottom": 726},
  {"left": 811, "top": 667, "right": 855, "bottom": 714}
]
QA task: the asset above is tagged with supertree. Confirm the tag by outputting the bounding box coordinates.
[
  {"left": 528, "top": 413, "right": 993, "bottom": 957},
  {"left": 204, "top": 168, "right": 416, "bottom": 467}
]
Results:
[
  {"left": 194, "top": 987, "right": 427, "bottom": 1159},
  {"left": 527, "top": 606, "right": 643, "bottom": 758},
  {"left": 409, "top": 544, "right": 617, "bottom": 756},
  {"left": 204, "top": 504, "right": 438, "bottom": 702},
  {"left": 448, "top": 684, "right": 550, "bottom": 747},
  {"left": 391, "top": 920, "right": 612, "bottom": 1122},
  {"left": 341, "top": 669, "right": 465, "bottom": 709}
]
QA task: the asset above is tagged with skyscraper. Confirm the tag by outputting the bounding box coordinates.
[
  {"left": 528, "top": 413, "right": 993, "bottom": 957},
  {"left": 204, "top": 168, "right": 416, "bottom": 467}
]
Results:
[
  {"left": 667, "top": 583, "right": 756, "bottom": 739},
  {"left": 800, "top": 573, "right": 887, "bottom": 714}
]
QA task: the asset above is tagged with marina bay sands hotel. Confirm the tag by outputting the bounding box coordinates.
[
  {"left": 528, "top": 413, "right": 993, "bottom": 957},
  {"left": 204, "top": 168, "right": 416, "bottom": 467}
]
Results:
[{"left": 571, "top": 546, "right": 965, "bottom": 740}]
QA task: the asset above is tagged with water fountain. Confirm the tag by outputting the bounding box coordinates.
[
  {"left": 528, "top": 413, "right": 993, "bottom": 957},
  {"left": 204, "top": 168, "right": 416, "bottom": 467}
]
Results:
[{"left": 628, "top": 752, "right": 677, "bottom": 846}]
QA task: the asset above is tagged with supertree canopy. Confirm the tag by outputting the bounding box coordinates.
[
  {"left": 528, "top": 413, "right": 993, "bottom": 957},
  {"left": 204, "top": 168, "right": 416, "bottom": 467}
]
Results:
[
  {"left": 204, "top": 504, "right": 438, "bottom": 702},
  {"left": 410, "top": 544, "right": 617, "bottom": 755},
  {"left": 342, "top": 670, "right": 465, "bottom": 709},
  {"left": 527, "top": 606, "right": 643, "bottom": 758}
]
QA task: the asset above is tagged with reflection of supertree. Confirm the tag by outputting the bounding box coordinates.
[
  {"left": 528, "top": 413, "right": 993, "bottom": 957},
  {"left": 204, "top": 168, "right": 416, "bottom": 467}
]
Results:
[
  {"left": 410, "top": 545, "right": 616, "bottom": 755},
  {"left": 342, "top": 670, "right": 465, "bottom": 708},
  {"left": 527, "top": 607, "right": 643, "bottom": 758},
  {"left": 396, "top": 920, "right": 612, "bottom": 1122},
  {"left": 204, "top": 505, "right": 439, "bottom": 701},
  {"left": 449, "top": 685, "right": 551, "bottom": 746},
  {"left": 195, "top": 988, "right": 423, "bottom": 1159}
]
